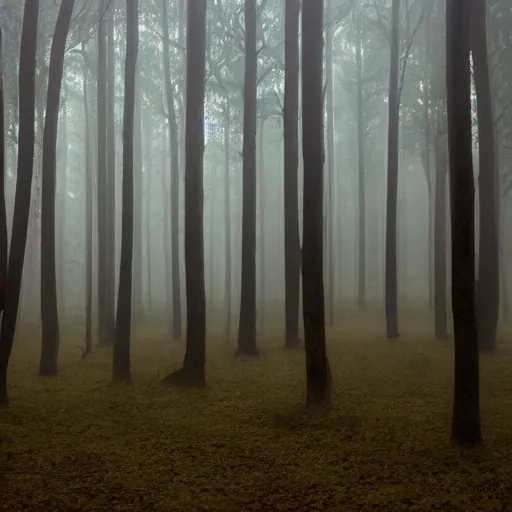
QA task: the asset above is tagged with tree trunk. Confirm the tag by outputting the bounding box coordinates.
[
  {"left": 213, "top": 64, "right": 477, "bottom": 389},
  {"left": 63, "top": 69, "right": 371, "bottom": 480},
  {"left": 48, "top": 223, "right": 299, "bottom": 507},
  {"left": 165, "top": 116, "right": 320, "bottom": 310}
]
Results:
[
  {"left": 161, "top": 0, "right": 182, "bottom": 340},
  {"left": 106, "top": 8, "right": 116, "bottom": 344},
  {"left": 97, "top": 1, "right": 109, "bottom": 346},
  {"left": 143, "top": 108, "right": 153, "bottom": 314},
  {"left": 0, "top": 27, "right": 6, "bottom": 315},
  {"left": 236, "top": 0, "right": 258, "bottom": 357},
  {"left": 163, "top": 0, "right": 207, "bottom": 388},
  {"left": 446, "top": 0, "right": 481, "bottom": 446},
  {"left": 132, "top": 84, "right": 143, "bottom": 323},
  {"left": 302, "top": 0, "right": 331, "bottom": 407},
  {"left": 223, "top": 103, "right": 232, "bottom": 345},
  {"left": 283, "top": 0, "right": 300, "bottom": 349},
  {"left": 57, "top": 97, "right": 67, "bottom": 319},
  {"left": 434, "top": 132, "right": 448, "bottom": 339},
  {"left": 39, "top": 0, "right": 75, "bottom": 376},
  {"left": 113, "top": 0, "right": 138, "bottom": 383},
  {"left": 471, "top": 0, "right": 499, "bottom": 352},
  {"left": 0, "top": 0, "right": 39, "bottom": 406},
  {"left": 356, "top": 0, "right": 366, "bottom": 310},
  {"left": 161, "top": 129, "right": 172, "bottom": 333},
  {"left": 83, "top": 54, "right": 93, "bottom": 357},
  {"left": 385, "top": 0, "right": 400, "bottom": 338},
  {"left": 258, "top": 117, "right": 266, "bottom": 335}
]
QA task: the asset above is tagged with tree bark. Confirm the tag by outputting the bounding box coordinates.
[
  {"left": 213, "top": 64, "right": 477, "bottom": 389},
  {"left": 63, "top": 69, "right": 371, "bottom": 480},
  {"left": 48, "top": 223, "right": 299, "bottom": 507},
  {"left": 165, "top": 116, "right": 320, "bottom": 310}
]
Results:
[
  {"left": 223, "top": 103, "right": 232, "bottom": 345},
  {"left": 142, "top": 108, "right": 153, "bottom": 314},
  {"left": 163, "top": 0, "right": 207, "bottom": 388},
  {"left": 0, "top": 0, "right": 39, "bottom": 406},
  {"left": 161, "top": 0, "right": 182, "bottom": 340},
  {"left": 258, "top": 117, "right": 266, "bottom": 335},
  {"left": 471, "top": 0, "right": 499, "bottom": 352},
  {"left": 39, "top": 0, "right": 75, "bottom": 376},
  {"left": 283, "top": 0, "right": 301, "bottom": 349},
  {"left": 236, "top": 0, "right": 258, "bottom": 357},
  {"left": 385, "top": 0, "right": 400, "bottom": 338},
  {"left": 446, "top": 0, "right": 481, "bottom": 446},
  {"left": 302, "top": 0, "right": 331, "bottom": 407},
  {"left": 0, "top": 27, "right": 6, "bottom": 315},
  {"left": 113, "top": 0, "right": 138, "bottom": 383}
]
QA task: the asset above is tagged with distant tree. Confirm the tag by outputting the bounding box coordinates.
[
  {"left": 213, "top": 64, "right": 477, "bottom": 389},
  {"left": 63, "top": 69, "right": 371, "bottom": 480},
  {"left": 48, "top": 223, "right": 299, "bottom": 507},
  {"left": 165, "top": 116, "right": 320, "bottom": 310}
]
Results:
[
  {"left": 163, "top": 0, "right": 207, "bottom": 388},
  {"left": 471, "top": 0, "right": 499, "bottom": 352},
  {"left": 39, "top": 0, "right": 76, "bottom": 377},
  {"left": 0, "top": 27, "right": 6, "bottom": 316},
  {"left": 237, "top": 0, "right": 259, "bottom": 357},
  {"left": 0, "top": 0, "right": 39, "bottom": 406},
  {"left": 302, "top": 0, "right": 331, "bottom": 407},
  {"left": 446, "top": 0, "right": 481, "bottom": 445},
  {"left": 283, "top": 0, "right": 301, "bottom": 349},
  {"left": 113, "top": 0, "right": 139, "bottom": 382}
]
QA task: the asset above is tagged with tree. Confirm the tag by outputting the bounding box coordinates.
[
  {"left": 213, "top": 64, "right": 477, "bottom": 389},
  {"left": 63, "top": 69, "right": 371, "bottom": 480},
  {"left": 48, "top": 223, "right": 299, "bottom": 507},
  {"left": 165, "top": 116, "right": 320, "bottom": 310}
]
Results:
[
  {"left": 385, "top": 0, "right": 401, "bottom": 339},
  {"left": 302, "top": 0, "right": 331, "bottom": 407},
  {"left": 0, "top": 0, "right": 39, "bottom": 406},
  {"left": 161, "top": 0, "right": 182, "bottom": 340},
  {"left": 446, "top": 0, "right": 481, "bottom": 445},
  {"left": 39, "top": 0, "right": 75, "bottom": 377},
  {"left": 163, "top": 0, "right": 207, "bottom": 388},
  {"left": 237, "top": 0, "right": 259, "bottom": 357},
  {"left": 0, "top": 27, "right": 6, "bottom": 316},
  {"left": 113, "top": 0, "right": 139, "bottom": 382},
  {"left": 283, "top": 0, "right": 301, "bottom": 349},
  {"left": 471, "top": 0, "right": 499, "bottom": 352}
]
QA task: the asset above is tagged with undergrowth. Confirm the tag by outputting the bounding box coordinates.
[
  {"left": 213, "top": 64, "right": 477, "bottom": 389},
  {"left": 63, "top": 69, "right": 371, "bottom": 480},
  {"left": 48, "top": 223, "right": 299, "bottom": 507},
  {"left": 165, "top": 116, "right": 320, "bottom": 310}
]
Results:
[{"left": 1, "top": 318, "right": 512, "bottom": 511}]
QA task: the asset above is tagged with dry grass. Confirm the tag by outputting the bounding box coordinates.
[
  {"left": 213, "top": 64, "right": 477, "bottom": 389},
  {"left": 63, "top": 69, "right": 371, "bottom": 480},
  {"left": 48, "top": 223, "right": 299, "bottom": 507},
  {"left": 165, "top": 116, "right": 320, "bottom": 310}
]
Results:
[{"left": 1, "top": 317, "right": 512, "bottom": 511}]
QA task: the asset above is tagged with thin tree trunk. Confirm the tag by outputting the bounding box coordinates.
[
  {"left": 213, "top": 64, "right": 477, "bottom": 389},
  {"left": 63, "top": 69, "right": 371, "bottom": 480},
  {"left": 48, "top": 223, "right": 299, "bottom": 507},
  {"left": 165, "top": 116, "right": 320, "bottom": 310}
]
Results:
[
  {"left": 236, "top": 0, "right": 258, "bottom": 357},
  {"left": 83, "top": 54, "right": 93, "bottom": 357},
  {"left": 385, "top": 0, "right": 400, "bottom": 339},
  {"left": 223, "top": 103, "right": 232, "bottom": 344},
  {"left": 143, "top": 108, "right": 153, "bottom": 314},
  {"left": 39, "top": 0, "right": 75, "bottom": 377},
  {"left": 113, "top": 0, "right": 138, "bottom": 382},
  {"left": 258, "top": 117, "right": 266, "bottom": 335},
  {"left": 57, "top": 97, "right": 67, "bottom": 319},
  {"left": 471, "top": 0, "right": 499, "bottom": 352},
  {"left": 0, "top": 0, "right": 39, "bottom": 406},
  {"left": 163, "top": 0, "right": 207, "bottom": 388},
  {"left": 446, "top": 0, "right": 481, "bottom": 446},
  {"left": 0, "top": 27, "right": 6, "bottom": 315},
  {"left": 284, "top": 0, "right": 301, "bottom": 349},
  {"left": 302, "top": 0, "right": 331, "bottom": 407},
  {"left": 161, "top": 0, "right": 182, "bottom": 340}
]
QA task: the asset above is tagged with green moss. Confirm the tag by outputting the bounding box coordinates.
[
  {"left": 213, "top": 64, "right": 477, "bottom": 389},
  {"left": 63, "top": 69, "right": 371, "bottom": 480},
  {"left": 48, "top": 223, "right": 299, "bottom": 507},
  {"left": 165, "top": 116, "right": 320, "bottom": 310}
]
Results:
[{"left": 1, "top": 319, "right": 512, "bottom": 510}]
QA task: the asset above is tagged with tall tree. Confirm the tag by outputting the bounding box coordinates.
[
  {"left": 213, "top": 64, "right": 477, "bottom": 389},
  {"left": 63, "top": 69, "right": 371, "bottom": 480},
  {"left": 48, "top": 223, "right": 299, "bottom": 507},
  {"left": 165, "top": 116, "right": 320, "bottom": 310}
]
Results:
[
  {"left": 237, "top": 0, "right": 258, "bottom": 357},
  {"left": 302, "top": 0, "right": 331, "bottom": 407},
  {"left": 283, "top": 0, "right": 301, "bottom": 349},
  {"left": 446, "top": 0, "right": 481, "bottom": 445},
  {"left": 0, "top": 0, "right": 39, "bottom": 406},
  {"left": 0, "top": 27, "right": 6, "bottom": 316},
  {"left": 39, "top": 0, "right": 75, "bottom": 377},
  {"left": 223, "top": 102, "right": 232, "bottom": 344},
  {"left": 161, "top": 0, "right": 182, "bottom": 340},
  {"left": 113, "top": 0, "right": 139, "bottom": 382},
  {"left": 385, "top": 0, "right": 401, "bottom": 338},
  {"left": 163, "top": 0, "right": 207, "bottom": 388},
  {"left": 471, "top": 0, "right": 499, "bottom": 352},
  {"left": 97, "top": 1, "right": 109, "bottom": 345}
]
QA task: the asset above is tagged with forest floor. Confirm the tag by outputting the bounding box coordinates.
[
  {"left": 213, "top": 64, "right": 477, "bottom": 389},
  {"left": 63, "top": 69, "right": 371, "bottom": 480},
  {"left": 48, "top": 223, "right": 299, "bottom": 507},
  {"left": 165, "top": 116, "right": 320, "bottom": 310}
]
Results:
[{"left": 2, "top": 316, "right": 512, "bottom": 511}]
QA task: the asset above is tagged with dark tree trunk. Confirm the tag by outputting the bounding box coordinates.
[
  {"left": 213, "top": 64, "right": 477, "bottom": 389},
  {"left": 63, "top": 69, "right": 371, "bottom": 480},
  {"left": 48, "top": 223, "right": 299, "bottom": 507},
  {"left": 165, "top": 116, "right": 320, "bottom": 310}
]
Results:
[
  {"left": 162, "top": 0, "right": 182, "bottom": 340},
  {"left": 434, "top": 132, "right": 448, "bottom": 339},
  {"left": 385, "top": 0, "right": 400, "bottom": 338},
  {"left": 39, "top": 0, "right": 75, "bottom": 376},
  {"left": 113, "top": 0, "right": 138, "bottom": 383},
  {"left": 446, "top": 0, "right": 482, "bottom": 446},
  {"left": 223, "top": 103, "right": 232, "bottom": 345},
  {"left": 0, "top": 28, "right": 6, "bottom": 315},
  {"left": 97, "top": 2, "right": 109, "bottom": 346},
  {"left": 302, "top": 0, "right": 331, "bottom": 407},
  {"left": 356, "top": 0, "right": 366, "bottom": 310},
  {"left": 236, "top": 0, "right": 258, "bottom": 357},
  {"left": 283, "top": 0, "right": 301, "bottom": 350},
  {"left": 471, "top": 0, "right": 499, "bottom": 352},
  {"left": 83, "top": 55, "right": 93, "bottom": 357},
  {"left": 163, "top": 0, "right": 207, "bottom": 388},
  {"left": 0, "top": 0, "right": 39, "bottom": 406}
]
